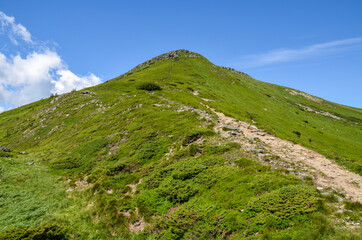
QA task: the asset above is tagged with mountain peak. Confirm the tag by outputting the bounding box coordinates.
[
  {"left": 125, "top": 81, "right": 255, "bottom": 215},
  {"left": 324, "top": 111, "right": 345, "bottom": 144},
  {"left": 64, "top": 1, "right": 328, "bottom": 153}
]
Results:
[{"left": 129, "top": 49, "right": 201, "bottom": 72}]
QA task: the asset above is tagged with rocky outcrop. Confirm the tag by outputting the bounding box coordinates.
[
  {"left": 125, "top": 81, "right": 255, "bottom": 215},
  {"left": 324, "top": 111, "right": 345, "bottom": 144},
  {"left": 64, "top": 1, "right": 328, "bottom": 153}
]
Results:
[
  {"left": 223, "top": 124, "right": 242, "bottom": 133},
  {"left": 220, "top": 66, "right": 250, "bottom": 77},
  {"left": 80, "top": 90, "right": 96, "bottom": 95},
  {"left": 128, "top": 50, "right": 199, "bottom": 73}
]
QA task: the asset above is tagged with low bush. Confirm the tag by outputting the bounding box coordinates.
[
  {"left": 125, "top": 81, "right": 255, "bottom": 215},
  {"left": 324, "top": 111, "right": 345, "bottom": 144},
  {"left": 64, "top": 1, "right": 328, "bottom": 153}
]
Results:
[
  {"left": 293, "top": 130, "right": 301, "bottom": 137},
  {"left": 182, "top": 129, "right": 214, "bottom": 146},
  {"left": 137, "top": 82, "right": 162, "bottom": 91},
  {"left": 0, "top": 152, "right": 12, "bottom": 157},
  {"left": 244, "top": 185, "right": 321, "bottom": 232},
  {"left": 157, "top": 178, "right": 199, "bottom": 204},
  {"left": 0, "top": 224, "right": 66, "bottom": 240}
]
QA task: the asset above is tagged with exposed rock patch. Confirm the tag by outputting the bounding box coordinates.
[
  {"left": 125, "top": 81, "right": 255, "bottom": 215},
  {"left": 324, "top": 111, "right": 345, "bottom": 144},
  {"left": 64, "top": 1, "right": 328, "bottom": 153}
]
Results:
[
  {"left": 220, "top": 66, "right": 250, "bottom": 77},
  {"left": 287, "top": 89, "right": 322, "bottom": 103},
  {"left": 80, "top": 90, "right": 96, "bottom": 95},
  {"left": 129, "top": 50, "right": 199, "bottom": 72},
  {"left": 296, "top": 103, "right": 343, "bottom": 120}
]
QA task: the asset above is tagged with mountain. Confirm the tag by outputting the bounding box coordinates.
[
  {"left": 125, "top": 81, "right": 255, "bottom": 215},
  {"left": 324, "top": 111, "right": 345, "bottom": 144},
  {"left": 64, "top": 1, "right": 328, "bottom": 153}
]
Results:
[{"left": 0, "top": 50, "right": 361, "bottom": 239}]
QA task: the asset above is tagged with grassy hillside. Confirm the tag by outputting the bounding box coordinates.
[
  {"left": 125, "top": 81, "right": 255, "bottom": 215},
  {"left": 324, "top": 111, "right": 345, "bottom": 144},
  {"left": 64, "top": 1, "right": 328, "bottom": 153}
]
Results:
[{"left": 0, "top": 50, "right": 361, "bottom": 239}]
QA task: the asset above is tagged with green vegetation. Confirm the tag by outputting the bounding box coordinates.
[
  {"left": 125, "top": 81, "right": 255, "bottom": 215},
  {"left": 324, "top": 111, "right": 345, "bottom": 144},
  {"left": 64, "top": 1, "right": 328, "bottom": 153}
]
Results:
[
  {"left": 0, "top": 50, "right": 360, "bottom": 239},
  {"left": 137, "top": 82, "right": 162, "bottom": 91}
]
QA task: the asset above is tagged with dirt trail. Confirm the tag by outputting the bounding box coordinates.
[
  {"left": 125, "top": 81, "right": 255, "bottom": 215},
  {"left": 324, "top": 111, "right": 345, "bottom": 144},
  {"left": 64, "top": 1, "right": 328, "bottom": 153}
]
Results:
[{"left": 204, "top": 104, "right": 362, "bottom": 203}]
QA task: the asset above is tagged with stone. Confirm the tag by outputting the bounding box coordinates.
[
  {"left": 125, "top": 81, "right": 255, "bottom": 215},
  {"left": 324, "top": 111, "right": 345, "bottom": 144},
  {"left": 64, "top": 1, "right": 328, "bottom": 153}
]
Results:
[
  {"left": 0, "top": 146, "right": 11, "bottom": 152},
  {"left": 247, "top": 136, "right": 255, "bottom": 141},
  {"left": 135, "top": 104, "right": 143, "bottom": 109},
  {"left": 223, "top": 125, "right": 242, "bottom": 132},
  {"left": 80, "top": 90, "right": 95, "bottom": 95},
  {"left": 256, "top": 142, "right": 267, "bottom": 146},
  {"left": 228, "top": 161, "right": 236, "bottom": 167},
  {"left": 247, "top": 148, "right": 264, "bottom": 154},
  {"left": 249, "top": 125, "right": 258, "bottom": 130},
  {"left": 335, "top": 195, "right": 344, "bottom": 202},
  {"left": 231, "top": 131, "right": 240, "bottom": 136},
  {"left": 26, "top": 162, "right": 34, "bottom": 165},
  {"left": 256, "top": 149, "right": 264, "bottom": 154}
]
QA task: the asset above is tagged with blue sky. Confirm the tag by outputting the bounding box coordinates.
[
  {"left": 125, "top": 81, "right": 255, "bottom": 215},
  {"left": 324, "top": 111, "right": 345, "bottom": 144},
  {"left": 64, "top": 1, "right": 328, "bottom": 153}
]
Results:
[{"left": 0, "top": 0, "right": 361, "bottom": 110}]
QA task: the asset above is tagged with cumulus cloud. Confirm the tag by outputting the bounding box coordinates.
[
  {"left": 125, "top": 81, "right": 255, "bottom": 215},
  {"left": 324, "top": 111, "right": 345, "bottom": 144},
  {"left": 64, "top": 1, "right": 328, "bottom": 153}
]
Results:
[
  {"left": 0, "top": 50, "right": 102, "bottom": 109},
  {"left": 233, "top": 37, "right": 362, "bottom": 68},
  {"left": 0, "top": 51, "right": 59, "bottom": 107},
  {"left": 0, "top": 11, "right": 33, "bottom": 44},
  {"left": 0, "top": 11, "right": 102, "bottom": 111},
  {"left": 53, "top": 70, "right": 101, "bottom": 94}
]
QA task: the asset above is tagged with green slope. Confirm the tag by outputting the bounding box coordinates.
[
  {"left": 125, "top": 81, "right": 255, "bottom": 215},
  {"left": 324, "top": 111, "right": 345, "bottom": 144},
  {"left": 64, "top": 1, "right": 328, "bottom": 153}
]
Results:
[{"left": 0, "top": 50, "right": 361, "bottom": 239}]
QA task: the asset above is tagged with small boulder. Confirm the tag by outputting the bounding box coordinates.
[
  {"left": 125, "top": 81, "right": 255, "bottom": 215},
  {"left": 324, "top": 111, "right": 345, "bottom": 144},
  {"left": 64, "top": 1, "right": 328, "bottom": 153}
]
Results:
[
  {"left": 80, "top": 90, "right": 96, "bottom": 95},
  {"left": 231, "top": 131, "right": 240, "bottom": 136},
  {"left": 256, "top": 149, "right": 264, "bottom": 154},
  {"left": 247, "top": 136, "right": 255, "bottom": 141},
  {"left": 26, "top": 162, "right": 34, "bottom": 165},
  {"left": 249, "top": 125, "right": 258, "bottom": 130},
  {"left": 246, "top": 148, "right": 264, "bottom": 154},
  {"left": 223, "top": 125, "right": 242, "bottom": 132},
  {"left": 0, "top": 146, "right": 11, "bottom": 152}
]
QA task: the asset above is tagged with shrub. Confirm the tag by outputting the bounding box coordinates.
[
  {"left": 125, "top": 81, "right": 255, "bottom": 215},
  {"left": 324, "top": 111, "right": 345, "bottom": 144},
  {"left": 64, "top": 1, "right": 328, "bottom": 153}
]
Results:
[
  {"left": 0, "top": 152, "right": 12, "bottom": 157},
  {"left": 172, "top": 162, "right": 206, "bottom": 181},
  {"left": 157, "top": 178, "right": 198, "bottom": 203},
  {"left": 137, "top": 141, "right": 161, "bottom": 162},
  {"left": 0, "top": 224, "right": 66, "bottom": 240},
  {"left": 106, "top": 162, "right": 126, "bottom": 176},
  {"left": 204, "top": 145, "right": 230, "bottom": 155},
  {"left": 182, "top": 132, "right": 202, "bottom": 146},
  {"left": 293, "top": 130, "right": 301, "bottom": 137},
  {"left": 245, "top": 185, "right": 320, "bottom": 230},
  {"left": 188, "top": 144, "right": 202, "bottom": 156},
  {"left": 137, "top": 82, "right": 162, "bottom": 91},
  {"left": 135, "top": 190, "right": 173, "bottom": 216},
  {"left": 182, "top": 129, "right": 214, "bottom": 146}
]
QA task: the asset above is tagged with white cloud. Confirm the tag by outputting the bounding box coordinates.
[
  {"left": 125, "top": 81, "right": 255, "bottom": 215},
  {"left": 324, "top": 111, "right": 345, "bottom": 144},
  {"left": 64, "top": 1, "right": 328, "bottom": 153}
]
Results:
[
  {"left": 0, "top": 106, "right": 4, "bottom": 113},
  {"left": 53, "top": 70, "right": 101, "bottom": 94},
  {"left": 234, "top": 37, "right": 362, "bottom": 68},
  {"left": 0, "top": 51, "right": 60, "bottom": 107},
  {"left": 0, "top": 51, "right": 102, "bottom": 109},
  {"left": 0, "top": 11, "right": 33, "bottom": 44},
  {"left": 0, "top": 11, "right": 102, "bottom": 111}
]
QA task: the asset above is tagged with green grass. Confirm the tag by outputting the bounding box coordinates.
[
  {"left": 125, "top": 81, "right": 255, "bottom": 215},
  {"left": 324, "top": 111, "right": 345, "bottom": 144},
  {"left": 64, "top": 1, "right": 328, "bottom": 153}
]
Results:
[
  {"left": 0, "top": 155, "right": 71, "bottom": 232},
  {"left": 0, "top": 50, "right": 360, "bottom": 239}
]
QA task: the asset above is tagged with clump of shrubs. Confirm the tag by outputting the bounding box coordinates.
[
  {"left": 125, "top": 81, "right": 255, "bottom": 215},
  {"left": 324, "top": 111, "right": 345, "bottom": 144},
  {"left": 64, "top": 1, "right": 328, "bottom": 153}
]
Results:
[
  {"left": 0, "top": 224, "right": 66, "bottom": 240},
  {"left": 137, "top": 82, "right": 162, "bottom": 91},
  {"left": 292, "top": 130, "right": 301, "bottom": 137}
]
